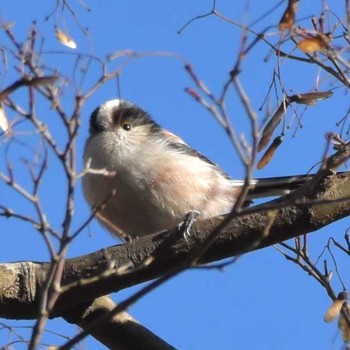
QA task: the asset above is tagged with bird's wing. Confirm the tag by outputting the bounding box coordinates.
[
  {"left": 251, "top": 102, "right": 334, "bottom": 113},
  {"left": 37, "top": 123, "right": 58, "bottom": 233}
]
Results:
[{"left": 161, "top": 128, "right": 231, "bottom": 180}]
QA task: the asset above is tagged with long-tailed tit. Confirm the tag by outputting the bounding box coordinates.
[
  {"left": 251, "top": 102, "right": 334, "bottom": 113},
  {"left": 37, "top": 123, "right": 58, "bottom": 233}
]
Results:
[{"left": 82, "top": 99, "right": 310, "bottom": 239}]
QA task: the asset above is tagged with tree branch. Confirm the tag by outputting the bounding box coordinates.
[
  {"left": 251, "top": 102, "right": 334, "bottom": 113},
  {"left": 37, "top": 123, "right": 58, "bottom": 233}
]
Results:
[
  {"left": 64, "top": 295, "right": 176, "bottom": 350},
  {"left": 1, "top": 170, "right": 350, "bottom": 321}
]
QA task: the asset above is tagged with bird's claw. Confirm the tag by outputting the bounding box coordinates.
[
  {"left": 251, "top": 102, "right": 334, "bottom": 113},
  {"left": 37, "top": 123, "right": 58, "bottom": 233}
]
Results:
[{"left": 179, "top": 210, "right": 200, "bottom": 239}]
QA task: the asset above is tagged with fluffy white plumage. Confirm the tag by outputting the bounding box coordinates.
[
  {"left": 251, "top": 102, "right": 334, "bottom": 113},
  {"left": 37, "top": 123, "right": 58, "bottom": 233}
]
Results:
[{"left": 82, "top": 99, "right": 309, "bottom": 238}]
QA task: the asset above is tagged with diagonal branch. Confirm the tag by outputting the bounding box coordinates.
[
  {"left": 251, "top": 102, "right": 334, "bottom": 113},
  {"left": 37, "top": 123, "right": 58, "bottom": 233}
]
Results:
[{"left": 64, "top": 295, "right": 176, "bottom": 350}]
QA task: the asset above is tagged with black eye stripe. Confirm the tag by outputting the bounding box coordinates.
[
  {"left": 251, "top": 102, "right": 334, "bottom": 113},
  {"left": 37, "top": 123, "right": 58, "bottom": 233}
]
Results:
[
  {"left": 112, "top": 107, "right": 134, "bottom": 125},
  {"left": 89, "top": 102, "right": 163, "bottom": 135},
  {"left": 112, "top": 110, "right": 122, "bottom": 124},
  {"left": 89, "top": 106, "right": 104, "bottom": 133}
]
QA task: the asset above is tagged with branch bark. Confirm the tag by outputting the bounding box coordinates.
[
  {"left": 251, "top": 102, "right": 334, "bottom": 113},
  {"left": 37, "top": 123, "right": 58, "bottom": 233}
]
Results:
[
  {"left": 1, "top": 166, "right": 350, "bottom": 348},
  {"left": 64, "top": 295, "right": 176, "bottom": 350},
  {"left": 1, "top": 170, "right": 350, "bottom": 320}
]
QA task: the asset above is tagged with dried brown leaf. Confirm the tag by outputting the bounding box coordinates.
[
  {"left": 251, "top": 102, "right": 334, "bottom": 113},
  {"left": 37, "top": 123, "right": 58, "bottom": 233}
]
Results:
[
  {"left": 298, "top": 33, "right": 331, "bottom": 53},
  {"left": 279, "top": 0, "right": 299, "bottom": 31},
  {"left": 289, "top": 91, "right": 333, "bottom": 106},
  {"left": 324, "top": 292, "right": 348, "bottom": 323},
  {"left": 257, "top": 136, "right": 283, "bottom": 169},
  {"left": 338, "top": 304, "right": 350, "bottom": 342},
  {"left": 258, "top": 99, "right": 289, "bottom": 152},
  {"left": 324, "top": 299, "right": 345, "bottom": 323},
  {"left": 298, "top": 37, "right": 324, "bottom": 53},
  {"left": 55, "top": 27, "right": 77, "bottom": 49}
]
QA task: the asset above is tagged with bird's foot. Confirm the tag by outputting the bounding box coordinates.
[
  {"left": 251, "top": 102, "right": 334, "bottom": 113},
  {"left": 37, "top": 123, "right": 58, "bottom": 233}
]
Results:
[{"left": 179, "top": 210, "right": 200, "bottom": 239}]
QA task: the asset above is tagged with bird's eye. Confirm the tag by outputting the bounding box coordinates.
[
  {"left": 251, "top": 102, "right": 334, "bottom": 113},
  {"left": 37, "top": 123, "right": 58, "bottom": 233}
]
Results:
[{"left": 122, "top": 122, "right": 131, "bottom": 131}]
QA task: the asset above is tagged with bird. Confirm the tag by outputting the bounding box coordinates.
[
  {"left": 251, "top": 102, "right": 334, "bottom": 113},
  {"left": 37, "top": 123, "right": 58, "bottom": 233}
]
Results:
[{"left": 82, "top": 99, "right": 311, "bottom": 239}]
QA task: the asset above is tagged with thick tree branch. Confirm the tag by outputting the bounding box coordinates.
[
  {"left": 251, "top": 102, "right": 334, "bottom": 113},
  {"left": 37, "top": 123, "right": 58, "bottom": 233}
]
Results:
[
  {"left": 1, "top": 142, "right": 350, "bottom": 348},
  {"left": 64, "top": 295, "right": 176, "bottom": 350},
  {"left": 1, "top": 169, "right": 350, "bottom": 321}
]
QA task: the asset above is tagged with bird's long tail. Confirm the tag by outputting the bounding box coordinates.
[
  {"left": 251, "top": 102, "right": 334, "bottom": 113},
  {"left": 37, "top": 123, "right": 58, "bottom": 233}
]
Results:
[{"left": 231, "top": 174, "right": 314, "bottom": 200}]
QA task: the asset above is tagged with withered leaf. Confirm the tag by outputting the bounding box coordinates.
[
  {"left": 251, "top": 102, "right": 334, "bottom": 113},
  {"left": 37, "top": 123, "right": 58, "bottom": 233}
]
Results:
[
  {"left": 257, "top": 136, "right": 283, "bottom": 169},
  {"left": 324, "top": 299, "right": 346, "bottom": 323},
  {"left": 298, "top": 37, "right": 323, "bottom": 53},
  {"left": 258, "top": 99, "right": 289, "bottom": 152},
  {"left": 324, "top": 292, "right": 348, "bottom": 323},
  {"left": 298, "top": 34, "right": 331, "bottom": 53},
  {"left": 338, "top": 303, "right": 350, "bottom": 342},
  {"left": 55, "top": 27, "right": 77, "bottom": 49},
  {"left": 279, "top": 0, "right": 299, "bottom": 31},
  {"left": 289, "top": 91, "right": 333, "bottom": 106}
]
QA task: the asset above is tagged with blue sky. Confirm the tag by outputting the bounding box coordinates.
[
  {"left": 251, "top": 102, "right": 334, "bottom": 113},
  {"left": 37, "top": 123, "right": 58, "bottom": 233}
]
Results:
[{"left": 0, "top": 1, "right": 349, "bottom": 349}]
